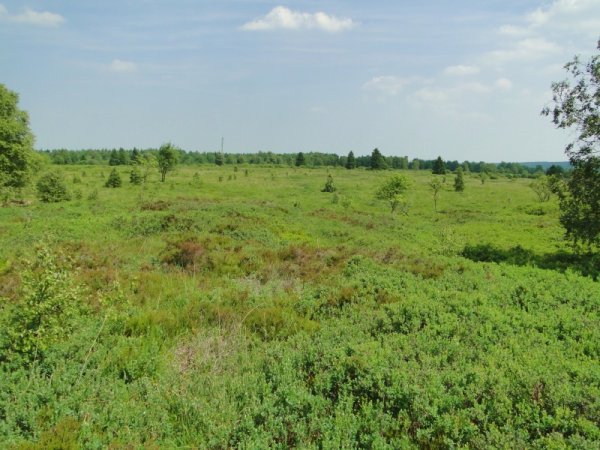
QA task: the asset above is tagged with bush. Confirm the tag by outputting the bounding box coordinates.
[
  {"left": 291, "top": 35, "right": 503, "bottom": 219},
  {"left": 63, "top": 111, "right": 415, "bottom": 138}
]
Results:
[
  {"left": 105, "top": 169, "right": 122, "bottom": 188},
  {"left": 1, "top": 245, "right": 81, "bottom": 365},
  {"left": 130, "top": 167, "right": 143, "bottom": 185},
  {"left": 36, "top": 173, "right": 71, "bottom": 203},
  {"left": 321, "top": 174, "right": 336, "bottom": 193}
]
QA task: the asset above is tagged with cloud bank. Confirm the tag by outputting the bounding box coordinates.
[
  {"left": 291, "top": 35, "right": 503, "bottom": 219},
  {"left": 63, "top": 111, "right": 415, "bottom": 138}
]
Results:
[
  {"left": 241, "top": 6, "right": 354, "bottom": 32},
  {"left": 0, "top": 4, "right": 65, "bottom": 26}
]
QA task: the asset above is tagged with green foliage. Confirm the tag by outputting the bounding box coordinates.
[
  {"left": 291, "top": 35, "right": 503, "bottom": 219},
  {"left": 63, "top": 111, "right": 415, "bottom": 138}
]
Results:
[
  {"left": 105, "top": 168, "right": 122, "bottom": 188},
  {"left": 36, "top": 173, "right": 71, "bottom": 203},
  {"left": 1, "top": 245, "right": 81, "bottom": 364},
  {"left": 157, "top": 142, "right": 179, "bottom": 182},
  {"left": 345, "top": 151, "right": 356, "bottom": 169},
  {"left": 375, "top": 174, "right": 410, "bottom": 213},
  {"left": 0, "top": 84, "right": 37, "bottom": 191},
  {"left": 429, "top": 177, "right": 443, "bottom": 212},
  {"left": 0, "top": 165, "right": 598, "bottom": 448},
  {"left": 295, "top": 152, "right": 305, "bottom": 167},
  {"left": 321, "top": 174, "right": 336, "bottom": 193},
  {"left": 554, "top": 158, "right": 600, "bottom": 249},
  {"left": 129, "top": 167, "right": 143, "bottom": 185},
  {"left": 215, "top": 152, "right": 224, "bottom": 166},
  {"left": 432, "top": 156, "right": 446, "bottom": 175},
  {"left": 542, "top": 41, "right": 600, "bottom": 248},
  {"left": 529, "top": 176, "right": 552, "bottom": 202},
  {"left": 454, "top": 167, "right": 465, "bottom": 192},
  {"left": 370, "top": 148, "right": 387, "bottom": 170}
]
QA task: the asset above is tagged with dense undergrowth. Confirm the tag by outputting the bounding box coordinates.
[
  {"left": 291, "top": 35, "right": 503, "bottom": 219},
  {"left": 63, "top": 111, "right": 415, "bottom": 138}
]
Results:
[{"left": 0, "top": 165, "right": 598, "bottom": 448}]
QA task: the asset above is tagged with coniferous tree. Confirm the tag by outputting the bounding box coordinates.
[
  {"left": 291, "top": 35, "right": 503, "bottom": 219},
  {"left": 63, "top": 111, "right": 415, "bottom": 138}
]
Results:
[
  {"left": 370, "top": 148, "right": 387, "bottom": 170},
  {"left": 454, "top": 167, "right": 465, "bottom": 192},
  {"left": 295, "top": 152, "right": 306, "bottom": 167},
  {"left": 346, "top": 151, "right": 356, "bottom": 169},
  {"left": 131, "top": 148, "right": 142, "bottom": 165},
  {"left": 108, "top": 149, "right": 120, "bottom": 166},
  {"left": 432, "top": 156, "right": 446, "bottom": 175},
  {"left": 215, "top": 152, "right": 224, "bottom": 166},
  {"left": 105, "top": 168, "right": 122, "bottom": 188}
]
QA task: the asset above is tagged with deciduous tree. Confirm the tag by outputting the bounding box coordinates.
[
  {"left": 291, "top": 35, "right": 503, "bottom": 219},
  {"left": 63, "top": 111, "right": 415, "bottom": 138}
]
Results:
[
  {"left": 157, "top": 143, "right": 179, "bottom": 182},
  {"left": 0, "top": 84, "right": 36, "bottom": 191},
  {"left": 542, "top": 40, "right": 600, "bottom": 248}
]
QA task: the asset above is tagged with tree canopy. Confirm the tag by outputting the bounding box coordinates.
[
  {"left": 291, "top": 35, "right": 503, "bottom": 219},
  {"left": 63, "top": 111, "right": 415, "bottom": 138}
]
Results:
[
  {"left": 370, "top": 148, "right": 387, "bottom": 170},
  {"left": 157, "top": 143, "right": 179, "bottom": 182},
  {"left": 542, "top": 40, "right": 600, "bottom": 248},
  {"left": 0, "top": 84, "right": 36, "bottom": 190}
]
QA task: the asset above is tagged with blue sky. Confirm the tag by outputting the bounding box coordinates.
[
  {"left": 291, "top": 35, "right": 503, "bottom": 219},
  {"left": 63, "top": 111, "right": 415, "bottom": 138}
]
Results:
[{"left": 1, "top": 1, "right": 599, "bottom": 161}]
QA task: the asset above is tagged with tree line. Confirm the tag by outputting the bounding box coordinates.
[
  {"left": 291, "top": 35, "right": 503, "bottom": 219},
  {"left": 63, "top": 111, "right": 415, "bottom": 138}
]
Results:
[{"left": 39, "top": 148, "right": 560, "bottom": 177}]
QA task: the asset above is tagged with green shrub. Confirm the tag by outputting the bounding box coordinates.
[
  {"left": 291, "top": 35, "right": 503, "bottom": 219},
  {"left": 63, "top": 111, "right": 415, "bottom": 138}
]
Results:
[
  {"left": 36, "top": 173, "right": 71, "bottom": 203},
  {"left": 322, "top": 174, "right": 336, "bottom": 193},
  {"left": 129, "top": 167, "right": 143, "bottom": 185},
  {"left": 1, "top": 245, "right": 82, "bottom": 365},
  {"left": 105, "top": 168, "right": 122, "bottom": 188}
]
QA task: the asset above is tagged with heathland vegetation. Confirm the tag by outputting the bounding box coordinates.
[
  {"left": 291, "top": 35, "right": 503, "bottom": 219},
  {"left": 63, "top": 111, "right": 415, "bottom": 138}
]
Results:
[{"left": 0, "top": 44, "right": 599, "bottom": 448}]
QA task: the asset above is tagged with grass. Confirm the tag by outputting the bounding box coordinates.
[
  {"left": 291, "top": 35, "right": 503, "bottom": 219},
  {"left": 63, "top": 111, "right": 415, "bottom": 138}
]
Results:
[{"left": 0, "top": 164, "right": 598, "bottom": 448}]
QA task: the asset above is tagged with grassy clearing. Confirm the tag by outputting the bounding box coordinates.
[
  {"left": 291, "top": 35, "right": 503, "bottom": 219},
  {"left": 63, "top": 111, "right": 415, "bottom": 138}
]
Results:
[{"left": 0, "top": 165, "right": 598, "bottom": 448}]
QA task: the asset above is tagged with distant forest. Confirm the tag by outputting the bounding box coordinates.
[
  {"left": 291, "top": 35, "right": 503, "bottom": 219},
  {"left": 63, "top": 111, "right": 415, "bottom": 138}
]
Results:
[{"left": 39, "top": 148, "right": 570, "bottom": 177}]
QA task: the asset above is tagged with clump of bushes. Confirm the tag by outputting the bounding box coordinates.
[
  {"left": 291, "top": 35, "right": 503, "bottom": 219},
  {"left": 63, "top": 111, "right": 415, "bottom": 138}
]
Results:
[{"left": 36, "top": 173, "right": 71, "bottom": 203}]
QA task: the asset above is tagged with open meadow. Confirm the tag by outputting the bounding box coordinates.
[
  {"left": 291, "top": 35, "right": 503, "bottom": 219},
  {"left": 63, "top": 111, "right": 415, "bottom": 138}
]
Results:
[{"left": 1, "top": 165, "right": 599, "bottom": 448}]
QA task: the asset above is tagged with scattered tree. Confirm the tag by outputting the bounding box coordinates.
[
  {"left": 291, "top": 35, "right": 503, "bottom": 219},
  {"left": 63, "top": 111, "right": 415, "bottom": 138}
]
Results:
[
  {"left": 346, "top": 151, "right": 356, "bottom": 169},
  {"left": 157, "top": 142, "right": 179, "bottom": 182},
  {"left": 108, "top": 149, "right": 120, "bottom": 166},
  {"left": 429, "top": 177, "right": 443, "bottom": 212},
  {"left": 432, "top": 156, "right": 446, "bottom": 175},
  {"left": 215, "top": 152, "right": 224, "bottom": 166},
  {"left": 105, "top": 168, "right": 122, "bottom": 188},
  {"left": 375, "top": 174, "right": 411, "bottom": 214},
  {"left": 295, "top": 152, "right": 306, "bottom": 167},
  {"left": 370, "top": 148, "right": 387, "bottom": 170},
  {"left": 36, "top": 173, "right": 70, "bottom": 203},
  {"left": 542, "top": 39, "right": 600, "bottom": 248},
  {"left": 454, "top": 167, "right": 465, "bottom": 192},
  {"left": 131, "top": 148, "right": 142, "bottom": 165},
  {"left": 321, "top": 174, "right": 336, "bottom": 192},
  {"left": 130, "top": 167, "right": 143, "bottom": 185},
  {"left": 529, "top": 176, "right": 552, "bottom": 202},
  {"left": 546, "top": 164, "right": 565, "bottom": 176},
  {"left": 0, "top": 84, "right": 37, "bottom": 193}
]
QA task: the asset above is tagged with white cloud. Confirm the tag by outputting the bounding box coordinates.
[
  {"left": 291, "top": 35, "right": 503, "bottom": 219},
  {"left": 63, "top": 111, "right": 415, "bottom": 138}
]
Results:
[
  {"left": 528, "top": 0, "right": 599, "bottom": 27},
  {"left": 498, "top": 25, "right": 531, "bottom": 37},
  {"left": 241, "top": 6, "right": 354, "bottom": 32},
  {"left": 487, "top": 38, "right": 561, "bottom": 63},
  {"left": 109, "top": 59, "right": 137, "bottom": 73},
  {"left": 363, "top": 76, "right": 413, "bottom": 96},
  {"left": 495, "top": 78, "right": 513, "bottom": 90},
  {"left": 443, "top": 65, "right": 480, "bottom": 76},
  {"left": 10, "top": 7, "right": 65, "bottom": 27},
  {"left": 0, "top": 4, "right": 7, "bottom": 16}
]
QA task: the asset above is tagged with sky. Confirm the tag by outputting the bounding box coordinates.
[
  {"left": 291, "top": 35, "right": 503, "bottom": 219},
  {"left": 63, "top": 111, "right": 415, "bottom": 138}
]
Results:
[{"left": 1, "top": 1, "right": 599, "bottom": 162}]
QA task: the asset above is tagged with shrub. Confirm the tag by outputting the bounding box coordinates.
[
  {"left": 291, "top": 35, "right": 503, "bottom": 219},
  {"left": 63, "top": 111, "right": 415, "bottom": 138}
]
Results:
[
  {"left": 130, "top": 167, "right": 143, "bottom": 185},
  {"left": 36, "top": 173, "right": 71, "bottom": 203},
  {"left": 376, "top": 175, "right": 411, "bottom": 214},
  {"left": 105, "top": 168, "right": 122, "bottom": 188},
  {"left": 1, "top": 245, "right": 81, "bottom": 364},
  {"left": 322, "top": 174, "right": 336, "bottom": 193}
]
